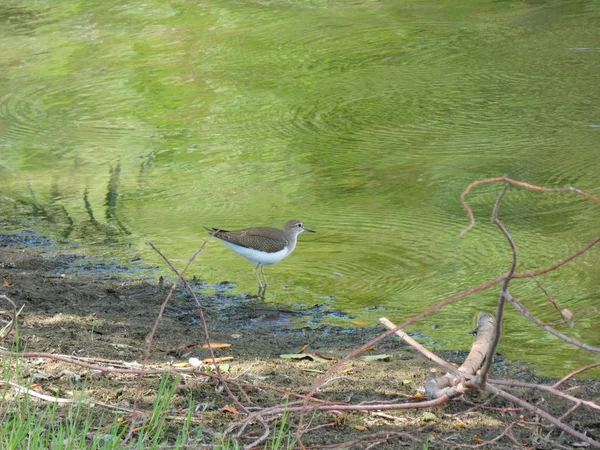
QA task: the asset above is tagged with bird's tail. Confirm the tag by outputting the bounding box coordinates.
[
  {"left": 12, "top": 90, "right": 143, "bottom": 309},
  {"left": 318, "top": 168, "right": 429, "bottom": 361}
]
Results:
[{"left": 204, "top": 226, "right": 227, "bottom": 236}]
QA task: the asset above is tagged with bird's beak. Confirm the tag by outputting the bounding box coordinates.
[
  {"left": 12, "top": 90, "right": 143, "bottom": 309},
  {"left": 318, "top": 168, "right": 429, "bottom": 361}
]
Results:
[{"left": 303, "top": 226, "right": 316, "bottom": 233}]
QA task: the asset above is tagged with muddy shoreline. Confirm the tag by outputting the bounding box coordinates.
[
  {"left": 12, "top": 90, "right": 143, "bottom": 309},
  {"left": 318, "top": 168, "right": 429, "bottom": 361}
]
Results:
[{"left": 1, "top": 232, "right": 598, "bottom": 448}]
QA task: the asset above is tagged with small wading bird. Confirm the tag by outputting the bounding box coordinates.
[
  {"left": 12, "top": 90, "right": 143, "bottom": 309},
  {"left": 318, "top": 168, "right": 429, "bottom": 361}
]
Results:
[{"left": 204, "top": 220, "right": 315, "bottom": 297}]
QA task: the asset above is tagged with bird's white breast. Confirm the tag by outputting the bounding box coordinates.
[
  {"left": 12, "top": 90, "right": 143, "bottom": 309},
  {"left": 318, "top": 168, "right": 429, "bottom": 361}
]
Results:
[{"left": 223, "top": 241, "right": 290, "bottom": 265}]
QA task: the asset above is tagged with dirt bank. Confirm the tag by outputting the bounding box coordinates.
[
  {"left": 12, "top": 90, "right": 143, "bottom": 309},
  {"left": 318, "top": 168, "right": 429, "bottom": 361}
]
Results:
[{"left": 1, "top": 232, "right": 598, "bottom": 448}]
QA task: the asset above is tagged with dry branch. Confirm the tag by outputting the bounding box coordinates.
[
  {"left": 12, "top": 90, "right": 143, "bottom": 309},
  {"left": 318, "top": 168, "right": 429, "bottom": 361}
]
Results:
[
  {"left": 504, "top": 291, "right": 600, "bottom": 353},
  {"left": 1, "top": 380, "right": 135, "bottom": 412},
  {"left": 554, "top": 362, "right": 600, "bottom": 388},
  {"left": 381, "top": 314, "right": 495, "bottom": 399},
  {"left": 379, "top": 317, "right": 462, "bottom": 378},
  {"left": 488, "top": 378, "right": 600, "bottom": 412},
  {"left": 483, "top": 384, "right": 600, "bottom": 449},
  {"left": 460, "top": 176, "right": 600, "bottom": 235},
  {"left": 478, "top": 183, "right": 515, "bottom": 386},
  {"left": 0, "top": 294, "right": 17, "bottom": 341}
]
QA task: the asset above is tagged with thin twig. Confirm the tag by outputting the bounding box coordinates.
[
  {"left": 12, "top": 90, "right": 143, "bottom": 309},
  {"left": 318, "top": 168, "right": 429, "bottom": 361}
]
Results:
[
  {"left": 460, "top": 176, "right": 600, "bottom": 235},
  {"left": 243, "top": 416, "right": 271, "bottom": 450},
  {"left": 479, "top": 183, "right": 515, "bottom": 385},
  {"left": 147, "top": 242, "right": 251, "bottom": 418},
  {"left": 229, "top": 395, "right": 449, "bottom": 438},
  {"left": 483, "top": 384, "right": 600, "bottom": 449},
  {"left": 379, "top": 318, "right": 462, "bottom": 378},
  {"left": 437, "top": 421, "right": 518, "bottom": 449},
  {"left": 559, "top": 402, "right": 582, "bottom": 421},
  {"left": 460, "top": 395, "right": 522, "bottom": 413},
  {"left": 488, "top": 379, "right": 599, "bottom": 411},
  {"left": 514, "top": 236, "right": 600, "bottom": 279},
  {"left": 126, "top": 246, "right": 205, "bottom": 442},
  {"left": 0, "top": 295, "right": 17, "bottom": 341},
  {"left": 147, "top": 242, "right": 249, "bottom": 406},
  {"left": 2, "top": 380, "right": 135, "bottom": 413},
  {"left": 532, "top": 277, "right": 564, "bottom": 318},
  {"left": 504, "top": 292, "right": 600, "bottom": 352},
  {"left": 303, "top": 429, "right": 427, "bottom": 450},
  {"left": 553, "top": 362, "right": 600, "bottom": 388}
]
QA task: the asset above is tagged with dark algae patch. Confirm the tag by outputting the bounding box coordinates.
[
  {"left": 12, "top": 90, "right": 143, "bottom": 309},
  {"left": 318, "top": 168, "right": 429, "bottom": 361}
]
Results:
[{"left": 1, "top": 235, "right": 598, "bottom": 448}]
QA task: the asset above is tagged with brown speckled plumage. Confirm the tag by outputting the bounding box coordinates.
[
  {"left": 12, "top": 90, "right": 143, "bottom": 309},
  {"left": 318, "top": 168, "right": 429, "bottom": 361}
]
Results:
[{"left": 204, "top": 226, "right": 289, "bottom": 253}]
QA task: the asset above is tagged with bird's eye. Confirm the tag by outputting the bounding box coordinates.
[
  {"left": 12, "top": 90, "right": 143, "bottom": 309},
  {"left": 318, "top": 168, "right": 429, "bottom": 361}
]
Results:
[{"left": 298, "top": 223, "right": 303, "bottom": 227}]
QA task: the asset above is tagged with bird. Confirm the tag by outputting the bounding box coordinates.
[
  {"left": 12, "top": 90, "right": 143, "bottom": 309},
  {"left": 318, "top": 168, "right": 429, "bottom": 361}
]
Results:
[{"left": 204, "top": 220, "right": 315, "bottom": 296}]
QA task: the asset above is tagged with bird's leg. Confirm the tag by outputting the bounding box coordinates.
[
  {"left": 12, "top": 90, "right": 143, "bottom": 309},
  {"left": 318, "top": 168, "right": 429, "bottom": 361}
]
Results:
[
  {"left": 254, "top": 264, "right": 263, "bottom": 289},
  {"left": 259, "top": 265, "right": 269, "bottom": 297},
  {"left": 254, "top": 264, "right": 266, "bottom": 298},
  {"left": 260, "top": 265, "right": 269, "bottom": 288}
]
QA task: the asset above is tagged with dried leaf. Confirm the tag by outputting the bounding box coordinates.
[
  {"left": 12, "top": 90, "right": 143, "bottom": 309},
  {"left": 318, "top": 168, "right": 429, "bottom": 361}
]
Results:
[
  {"left": 412, "top": 392, "right": 423, "bottom": 398},
  {"left": 309, "top": 354, "right": 332, "bottom": 363},
  {"left": 362, "top": 354, "right": 391, "bottom": 362},
  {"left": 202, "top": 356, "right": 234, "bottom": 364},
  {"left": 350, "top": 320, "right": 369, "bottom": 327},
  {"left": 221, "top": 405, "right": 239, "bottom": 414},
  {"left": 313, "top": 352, "right": 336, "bottom": 361},
  {"left": 303, "top": 368, "right": 325, "bottom": 374},
  {"left": 298, "top": 344, "right": 309, "bottom": 353},
  {"left": 201, "top": 343, "right": 231, "bottom": 349},
  {"left": 364, "top": 346, "right": 375, "bottom": 352},
  {"left": 354, "top": 425, "right": 367, "bottom": 431},
  {"left": 454, "top": 422, "right": 465, "bottom": 428},
  {"left": 173, "top": 362, "right": 190, "bottom": 368},
  {"left": 471, "top": 437, "right": 483, "bottom": 443},
  {"left": 3, "top": 279, "right": 10, "bottom": 287}
]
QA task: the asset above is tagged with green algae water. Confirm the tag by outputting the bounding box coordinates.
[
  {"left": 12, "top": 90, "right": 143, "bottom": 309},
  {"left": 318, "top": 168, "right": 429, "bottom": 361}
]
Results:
[{"left": 1, "top": 0, "right": 599, "bottom": 376}]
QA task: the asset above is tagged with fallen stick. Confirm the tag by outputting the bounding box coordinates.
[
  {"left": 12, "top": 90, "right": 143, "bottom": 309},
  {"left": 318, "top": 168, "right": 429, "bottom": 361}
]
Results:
[
  {"left": 1, "top": 380, "right": 135, "bottom": 412},
  {"left": 380, "top": 313, "right": 494, "bottom": 399},
  {"left": 483, "top": 384, "right": 600, "bottom": 449}
]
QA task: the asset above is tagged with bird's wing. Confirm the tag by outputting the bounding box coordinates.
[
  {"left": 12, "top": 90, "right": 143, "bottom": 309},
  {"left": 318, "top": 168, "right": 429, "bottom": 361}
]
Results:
[{"left": 217, "top": 228, "right": 287, "bottom": 253}]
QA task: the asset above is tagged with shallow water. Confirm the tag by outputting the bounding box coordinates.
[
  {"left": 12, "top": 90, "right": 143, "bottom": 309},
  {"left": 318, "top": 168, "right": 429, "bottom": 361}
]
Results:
[{"left": 1, "top": 0, "right": 599, "bottom": 376}]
